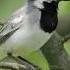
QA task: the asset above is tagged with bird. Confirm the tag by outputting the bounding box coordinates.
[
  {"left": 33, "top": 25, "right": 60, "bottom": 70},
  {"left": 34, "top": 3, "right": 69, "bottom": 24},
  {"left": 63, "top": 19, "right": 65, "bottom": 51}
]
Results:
[{"left": 0, "top": 0, "right": 58, "bottom": 56}]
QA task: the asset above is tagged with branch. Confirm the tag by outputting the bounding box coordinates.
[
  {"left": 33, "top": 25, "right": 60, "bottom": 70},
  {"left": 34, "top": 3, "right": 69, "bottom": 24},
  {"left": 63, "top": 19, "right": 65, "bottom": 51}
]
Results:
[
  {"left": 0, "top": 62, "right": 26, "bottom": 70},
  {"left": 41, "top": 32, "right": 70, "bottom": 70},
  {"left": 61, "top": 34, "right": 70, "bottom": 44}
]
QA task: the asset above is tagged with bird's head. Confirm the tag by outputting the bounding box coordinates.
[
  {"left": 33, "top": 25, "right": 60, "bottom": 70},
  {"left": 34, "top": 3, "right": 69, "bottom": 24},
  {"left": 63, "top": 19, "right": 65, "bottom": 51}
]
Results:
[{"left": 28, "top": 0, "right": 59, "bottom": 33}]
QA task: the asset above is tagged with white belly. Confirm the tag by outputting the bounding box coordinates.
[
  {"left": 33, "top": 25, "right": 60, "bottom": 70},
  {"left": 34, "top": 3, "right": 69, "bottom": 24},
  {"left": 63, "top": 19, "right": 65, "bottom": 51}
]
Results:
[{"left": 0, "top": 26, "right": 53, "bottom": 56}]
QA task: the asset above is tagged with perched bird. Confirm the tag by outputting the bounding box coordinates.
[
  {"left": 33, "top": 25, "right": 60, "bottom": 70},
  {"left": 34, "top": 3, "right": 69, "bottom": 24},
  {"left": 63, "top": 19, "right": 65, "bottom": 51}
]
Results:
[{"left": 0, "top": 0, "right": 58, "bottom": 56}]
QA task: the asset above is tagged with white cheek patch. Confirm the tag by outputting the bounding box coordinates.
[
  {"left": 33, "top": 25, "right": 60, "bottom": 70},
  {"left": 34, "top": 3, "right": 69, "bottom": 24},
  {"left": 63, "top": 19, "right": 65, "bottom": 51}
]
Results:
[
  {"left": 34, "top": 0, "right": 44, "bottom": 9},
  {"left": 34, "top": 0, "right": 57, "bottom": 9}
]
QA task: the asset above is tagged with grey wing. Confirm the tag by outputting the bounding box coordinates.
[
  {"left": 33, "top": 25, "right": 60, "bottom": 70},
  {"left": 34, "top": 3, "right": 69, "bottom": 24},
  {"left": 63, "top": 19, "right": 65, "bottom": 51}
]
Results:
[
  {"left": 0, "top": 14, "right": 24, "bottom": 44},
  {"left": 0, "top": 6, "right": 26, "bottom": 37},
  {"left": 0, "top": 18, "right": 22, "bottom": 45},
  {"left": 0, "top": 6, "right": 25, "bottom": 45}
]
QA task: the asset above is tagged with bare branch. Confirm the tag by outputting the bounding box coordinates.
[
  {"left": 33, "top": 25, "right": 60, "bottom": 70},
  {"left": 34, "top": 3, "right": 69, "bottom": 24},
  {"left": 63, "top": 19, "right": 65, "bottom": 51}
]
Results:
[
  {"left": 0, "top": 62, "right": 26, "bottom": 70},
  {"left": 61, "top": 34, "right": 70, "bottom": 44}
]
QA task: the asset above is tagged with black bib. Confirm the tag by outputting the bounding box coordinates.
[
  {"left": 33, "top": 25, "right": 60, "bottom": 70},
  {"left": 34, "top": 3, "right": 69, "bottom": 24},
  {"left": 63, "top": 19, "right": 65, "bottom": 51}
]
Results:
[{"left": 40, "top": 1, "right": 58, "bottom": 33}]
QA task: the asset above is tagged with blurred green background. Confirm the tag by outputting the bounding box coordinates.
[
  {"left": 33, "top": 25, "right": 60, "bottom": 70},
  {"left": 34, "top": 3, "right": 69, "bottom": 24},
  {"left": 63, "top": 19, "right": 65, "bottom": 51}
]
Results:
[
  {"left": 0, "top": 0, "right": 26, "bottom": 22},
  {"left": 0, "top": 0, "right": 70, "bottom": 70}
]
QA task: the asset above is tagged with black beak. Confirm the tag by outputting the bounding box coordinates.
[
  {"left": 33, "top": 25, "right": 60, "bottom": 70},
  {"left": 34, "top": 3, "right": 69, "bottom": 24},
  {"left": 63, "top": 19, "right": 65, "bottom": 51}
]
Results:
[{"left": 40, "top": 1, "right": 59, "bottom": 33}]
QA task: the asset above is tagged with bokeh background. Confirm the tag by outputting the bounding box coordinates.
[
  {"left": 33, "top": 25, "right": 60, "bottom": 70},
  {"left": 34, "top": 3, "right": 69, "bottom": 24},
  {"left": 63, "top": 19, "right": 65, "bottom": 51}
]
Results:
[{"left": 0, "top": 0, "right": 70, "bottom": 70}]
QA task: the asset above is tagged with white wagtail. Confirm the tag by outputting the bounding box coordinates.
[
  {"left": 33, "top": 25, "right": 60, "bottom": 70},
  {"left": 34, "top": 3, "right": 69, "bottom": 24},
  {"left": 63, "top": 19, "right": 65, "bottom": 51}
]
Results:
[{"left": 0, "top": 0, "right": 58, "bottom": 56}]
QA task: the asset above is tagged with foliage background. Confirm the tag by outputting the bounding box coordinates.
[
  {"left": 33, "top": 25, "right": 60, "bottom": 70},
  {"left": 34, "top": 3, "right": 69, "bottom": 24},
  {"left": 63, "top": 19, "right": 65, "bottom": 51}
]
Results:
[{"left": 0, "top": 0, "right": 70, "bottom": 70}]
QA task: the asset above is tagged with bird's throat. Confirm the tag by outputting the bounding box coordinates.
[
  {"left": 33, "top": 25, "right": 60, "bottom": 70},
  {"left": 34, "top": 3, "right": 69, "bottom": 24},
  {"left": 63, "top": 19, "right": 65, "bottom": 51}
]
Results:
[{"left": 40, "top": 1, "right": 58, "bottom": 33}]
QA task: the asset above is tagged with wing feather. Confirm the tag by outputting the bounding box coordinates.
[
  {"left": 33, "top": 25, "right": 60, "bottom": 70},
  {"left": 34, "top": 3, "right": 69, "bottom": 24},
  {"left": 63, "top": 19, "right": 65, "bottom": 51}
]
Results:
[{"left": 0, "top": 7, "right": 25, "bottom": 39}]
